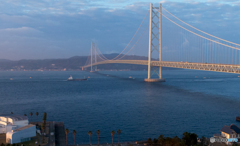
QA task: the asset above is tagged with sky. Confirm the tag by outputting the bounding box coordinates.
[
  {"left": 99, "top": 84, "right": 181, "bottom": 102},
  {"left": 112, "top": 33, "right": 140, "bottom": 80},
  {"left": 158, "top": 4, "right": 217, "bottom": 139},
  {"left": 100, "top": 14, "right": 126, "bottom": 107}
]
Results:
[{"left": 0, "top": 0, "right": 240, "bottom": 60}]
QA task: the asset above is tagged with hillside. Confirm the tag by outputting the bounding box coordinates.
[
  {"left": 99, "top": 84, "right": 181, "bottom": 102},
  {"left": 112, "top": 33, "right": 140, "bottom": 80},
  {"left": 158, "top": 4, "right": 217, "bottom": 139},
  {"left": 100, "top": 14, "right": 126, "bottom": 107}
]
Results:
[{"left": 0, "top": 54, "right": 178, "bottom": 71}]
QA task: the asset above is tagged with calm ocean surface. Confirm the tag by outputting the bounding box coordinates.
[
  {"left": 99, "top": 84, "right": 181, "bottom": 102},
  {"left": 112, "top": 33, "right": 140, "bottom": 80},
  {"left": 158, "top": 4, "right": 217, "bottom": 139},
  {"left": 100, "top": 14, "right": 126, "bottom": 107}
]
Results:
[{"left": 0, "top": 70, "right": 240, "bottom": 144}]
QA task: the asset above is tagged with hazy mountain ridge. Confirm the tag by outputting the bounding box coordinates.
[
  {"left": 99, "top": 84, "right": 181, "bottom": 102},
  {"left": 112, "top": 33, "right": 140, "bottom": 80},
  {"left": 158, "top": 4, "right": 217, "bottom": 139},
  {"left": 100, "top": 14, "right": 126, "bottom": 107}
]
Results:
[{"left": 0, "top": 54, "right": 177, "bottom": 71}]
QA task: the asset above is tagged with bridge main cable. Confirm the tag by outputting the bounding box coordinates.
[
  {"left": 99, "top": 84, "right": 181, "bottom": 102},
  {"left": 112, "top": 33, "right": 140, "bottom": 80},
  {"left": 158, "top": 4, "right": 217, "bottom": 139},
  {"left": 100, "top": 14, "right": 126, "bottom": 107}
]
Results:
[
  {"left": 162, "top": 13, "right": 240, "bottom": 51},
  {"left": 111, "top": 10, "right": 149, "bottom": 60},
  {"left": 162, "top": 7, "right": 240, "bottom": 47},
  {"left": 117, "top": 25, "right": 149, "bottom": 60}
]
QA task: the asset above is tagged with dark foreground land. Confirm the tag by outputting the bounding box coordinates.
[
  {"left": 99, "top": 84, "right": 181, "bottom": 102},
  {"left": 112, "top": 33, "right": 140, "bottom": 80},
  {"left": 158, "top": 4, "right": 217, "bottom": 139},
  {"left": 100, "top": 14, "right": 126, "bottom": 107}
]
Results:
[
  {"left": 1, "top": 122, "right": 235, "bottom": 146},
  {"left": 28, "top": 121, "right": 65, "bottom": 146},
  {"left": 55, "top": 122, "right": 66, "bottom": 146}
]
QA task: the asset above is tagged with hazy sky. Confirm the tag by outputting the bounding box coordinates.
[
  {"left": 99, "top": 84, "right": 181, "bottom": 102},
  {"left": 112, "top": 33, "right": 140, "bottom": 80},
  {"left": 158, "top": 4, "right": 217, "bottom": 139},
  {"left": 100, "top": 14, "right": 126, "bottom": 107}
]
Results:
[{"left": 0, "top": 0, "right": 240, "bottom": 60}]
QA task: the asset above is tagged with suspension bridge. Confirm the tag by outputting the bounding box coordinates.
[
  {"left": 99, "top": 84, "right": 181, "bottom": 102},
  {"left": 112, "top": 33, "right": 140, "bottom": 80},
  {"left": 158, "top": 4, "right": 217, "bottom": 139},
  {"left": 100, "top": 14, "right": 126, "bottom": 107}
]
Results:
[{"left": 83, "top": 3, "right": 240, "bottom": 82}]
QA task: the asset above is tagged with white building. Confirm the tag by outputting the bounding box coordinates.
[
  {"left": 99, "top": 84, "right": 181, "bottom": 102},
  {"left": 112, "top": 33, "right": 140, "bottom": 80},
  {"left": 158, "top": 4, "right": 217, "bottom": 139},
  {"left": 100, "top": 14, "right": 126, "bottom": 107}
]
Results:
[
  {"left": 220, "top": 124, "right": 240, "bottom": 145},
  {"left": 0, "top": 114, "right": 36, "bottom": 144}
]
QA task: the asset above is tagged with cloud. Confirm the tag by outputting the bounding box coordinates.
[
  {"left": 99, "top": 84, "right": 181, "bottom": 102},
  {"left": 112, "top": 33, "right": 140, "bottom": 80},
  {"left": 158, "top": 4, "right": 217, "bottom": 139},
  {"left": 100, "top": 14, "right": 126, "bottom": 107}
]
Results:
[
  {"left": 0, "top": 0, "right": 239, "bottom": 60},
  {"left": 0, "top": 27, "right": 42, "bottom": 36}
]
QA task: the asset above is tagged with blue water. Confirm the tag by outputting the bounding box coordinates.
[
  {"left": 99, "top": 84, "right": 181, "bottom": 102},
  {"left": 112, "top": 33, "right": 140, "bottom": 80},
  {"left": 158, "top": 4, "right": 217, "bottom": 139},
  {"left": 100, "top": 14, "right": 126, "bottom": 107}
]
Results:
[{"left": 0, "top": 70, "right": 240, "bottom": 144}]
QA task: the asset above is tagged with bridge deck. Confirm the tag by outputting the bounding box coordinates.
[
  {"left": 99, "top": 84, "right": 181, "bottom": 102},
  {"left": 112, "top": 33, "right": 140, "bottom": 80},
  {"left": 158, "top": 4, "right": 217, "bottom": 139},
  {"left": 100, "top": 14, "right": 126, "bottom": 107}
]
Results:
[{"left": 83, "top": 60, "right": 240, "bottom": 74}]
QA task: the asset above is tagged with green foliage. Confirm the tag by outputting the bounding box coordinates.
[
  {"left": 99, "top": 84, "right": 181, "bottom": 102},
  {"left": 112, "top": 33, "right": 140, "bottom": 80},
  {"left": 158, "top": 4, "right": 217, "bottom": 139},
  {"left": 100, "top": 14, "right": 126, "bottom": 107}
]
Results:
[
  {"left": 65, "top": 128, "right": 70, "bottom": 135},
  {"left": 111, "top": 130, "right": 115, "bottom": 136},
  {"left": 42, "top": 112, "right": 47, "bottom": 122},
  {"left": 73, "top": 130, "right": 77, "bottom": 135},
  {"left": 88, "top": 131, "right": 92, "bottom": 136},
  {"left": 232, "top": 143, "right": 239, "bottom": 146},
  {"left": 147, "top": 138, "right": 152, "bottom": 145},
  {"left": 97, "top": 130, "right": 100, "bottom": 135},
  {"left": 198, "top": 136, "right": 209, "bottom": 146},
  {"left": 182, "top": 132, "right": 198, "bottom": 146},
  {"left": 153, "top": 138, "right": 158, "bottom": 144},
  {"left": 148, "top": 132, "right": 200, "bottom": 146},
  {"left": 117, "top": 129, "right": 121, "bottom": 135},
  {"left": 41, "top": 123, "right": 45, "bottom": 133}
]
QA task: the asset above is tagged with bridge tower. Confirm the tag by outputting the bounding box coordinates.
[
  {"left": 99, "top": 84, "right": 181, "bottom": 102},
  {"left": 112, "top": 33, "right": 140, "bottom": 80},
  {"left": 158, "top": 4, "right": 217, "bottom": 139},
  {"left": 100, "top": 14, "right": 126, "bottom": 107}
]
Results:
[
  {"left": 144, "top": 3, "right": 165, "bottom": 82},
  {"left": 90, "top": 42, "right": 97, "bottom": 72}
]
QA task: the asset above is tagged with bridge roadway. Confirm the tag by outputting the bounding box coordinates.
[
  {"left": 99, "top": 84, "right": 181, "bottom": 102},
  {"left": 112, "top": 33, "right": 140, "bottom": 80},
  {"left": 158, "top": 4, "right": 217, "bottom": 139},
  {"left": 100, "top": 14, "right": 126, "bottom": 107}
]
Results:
[{"left": 83, "top": 60, "right": 240, "bottom": 74}]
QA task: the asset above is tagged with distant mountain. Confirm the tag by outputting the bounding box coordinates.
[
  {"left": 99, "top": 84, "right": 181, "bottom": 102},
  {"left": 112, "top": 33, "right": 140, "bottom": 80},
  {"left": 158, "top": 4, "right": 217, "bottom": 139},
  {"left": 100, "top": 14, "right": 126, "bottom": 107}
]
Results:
[
  {"left": 0, "top": 54, "right": 179, "bottom": 71},
  {"left": 0, "top": 59, "right": 11, "bottom": 62}
]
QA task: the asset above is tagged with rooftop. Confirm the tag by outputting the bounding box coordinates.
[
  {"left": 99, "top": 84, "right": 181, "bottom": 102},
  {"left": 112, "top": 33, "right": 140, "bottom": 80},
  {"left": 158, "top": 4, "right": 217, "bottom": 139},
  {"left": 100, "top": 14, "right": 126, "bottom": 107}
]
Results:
[
  {"left": 221, "top": 124, "right": 240, "bottom": 134},
  {"left": 14, "top": 124, "right": 35, "bottom": 132},
  {"left": 0, "top": 114, "right": 28, "bottom": 121}
]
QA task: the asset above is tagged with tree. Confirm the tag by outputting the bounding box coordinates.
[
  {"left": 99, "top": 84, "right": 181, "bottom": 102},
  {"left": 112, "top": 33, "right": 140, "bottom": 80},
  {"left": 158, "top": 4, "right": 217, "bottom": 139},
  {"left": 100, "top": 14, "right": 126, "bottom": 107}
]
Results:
[
  {"left": 30, "top": 112, "right": 33, "bottom": 122},
  {"left": 147, "top": 138, "right": 152, "bottom": 146},
  {"left": 153, "top": 138, "right": 158, "bottom": 144},
  {"left": 172, "top": 136, "right": 181, "bottom": 145},
  {"left": 111, "top": 131, "right": 115, "bottom": 145},
  {"left": 96, "top": 130, "right": 100, "bottom": 146},
  {"left": 41, "top": 123, "right": 45, "bottom": 143},
  {"left": 165, "top": 137, "right": 171, "bottom": 146},
  {"left": 88, "top": 131, "right": 92, "bottom": 145},
  {"left": 182, "top": 132, "right": 198, "bottom": 146},
  {"left": 182, "top": 132, "right": 190, "bottom": 146},
  {"left": 190, "top": 133, "right": 198, "bottom": 145},
  {"left": 41, "top": 123, "right": 45, "bottom": 133},
  {"left": 158, "top": 135, "right": 165, "bottom": 146},
  {"left": 36, "top": 112, "right": 39, "bottom": 123},
  {"left": 73, "top": 130, "right": 77, "bottom": 145},
  {"left": 232, "top": 142, "right": 239, "bottom": 146},
  {"left": 65, "top": 128, "right": 70, "bottom": 145},
  {"left": 117, "top": 129, "right": 121, "bottom": 144},
  {"left": 43, "top": 112, "right": 47, "bottom": 124}
]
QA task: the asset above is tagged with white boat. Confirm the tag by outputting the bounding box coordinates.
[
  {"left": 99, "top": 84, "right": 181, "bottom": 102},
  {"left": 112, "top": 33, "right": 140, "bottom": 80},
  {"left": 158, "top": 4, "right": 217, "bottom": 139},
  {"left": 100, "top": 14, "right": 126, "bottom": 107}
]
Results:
[
  {"left": 68, "top": 76, "right": 73, "bottom": 80},
  {"left": 67, "top": 75, "right": 87, "bottom": 81}
]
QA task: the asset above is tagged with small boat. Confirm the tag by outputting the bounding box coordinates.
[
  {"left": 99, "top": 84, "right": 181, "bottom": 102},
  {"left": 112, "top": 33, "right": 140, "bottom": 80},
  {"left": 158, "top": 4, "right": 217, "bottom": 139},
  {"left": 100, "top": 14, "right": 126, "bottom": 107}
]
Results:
[
  {"left": 67, "top": 76, "right": 87, "bottom": 81},
  {"left": 236, "top": 116, "right": 240, "bottom": 122}
]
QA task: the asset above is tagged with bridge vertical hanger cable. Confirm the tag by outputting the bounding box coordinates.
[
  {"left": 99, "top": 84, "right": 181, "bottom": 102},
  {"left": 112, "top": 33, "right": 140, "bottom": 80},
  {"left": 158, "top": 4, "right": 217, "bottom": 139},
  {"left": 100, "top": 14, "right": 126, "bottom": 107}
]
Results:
[
  {"left": 161, "top": 13, "right": 240, "bottom": 51},
  {"left": 111, "top": 10, "right": 149, "bottom": 60},
  {"left": 87, "top": 10, "right": 149, "bottom": 62},
  {"left": 116, "top": 25, "right": 149, "bottom": 60},
  {"left": 84, "top": 50, "right": 92, "bottom": 67},
  {"left": 162, "top": 7, "right": 240, "bottom": 47},
  {"left": 95, "top": 45, "right": 109, "bottom": 60}
]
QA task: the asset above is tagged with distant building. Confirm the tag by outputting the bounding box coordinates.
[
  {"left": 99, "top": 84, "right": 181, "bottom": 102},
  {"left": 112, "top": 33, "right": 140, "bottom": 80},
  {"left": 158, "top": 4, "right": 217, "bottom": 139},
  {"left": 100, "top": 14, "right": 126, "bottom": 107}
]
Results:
[
  {"left": 0, "top": 114, "right": 36, "bottom": 144},
  {"left": 220, "top": 124, "right": 240, "bottom": 145}
]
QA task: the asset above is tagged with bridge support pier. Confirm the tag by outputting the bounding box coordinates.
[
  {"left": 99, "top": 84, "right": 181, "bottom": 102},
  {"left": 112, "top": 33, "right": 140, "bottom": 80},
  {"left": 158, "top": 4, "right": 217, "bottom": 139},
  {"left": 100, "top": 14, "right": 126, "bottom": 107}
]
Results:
[{"left": 145, "top": 3, "right": 165, "bottom": 82}]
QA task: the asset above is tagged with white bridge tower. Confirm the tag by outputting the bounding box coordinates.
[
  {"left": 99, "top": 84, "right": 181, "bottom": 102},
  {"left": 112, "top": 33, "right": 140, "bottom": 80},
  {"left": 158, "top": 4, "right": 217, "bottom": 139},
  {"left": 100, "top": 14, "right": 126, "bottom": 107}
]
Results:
[
  {"left": 144, "top": 3, "right": 165, "bottom": 82},
  {"left": 90, "top": 42, "right": 97, "bottom": 72}
]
